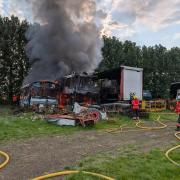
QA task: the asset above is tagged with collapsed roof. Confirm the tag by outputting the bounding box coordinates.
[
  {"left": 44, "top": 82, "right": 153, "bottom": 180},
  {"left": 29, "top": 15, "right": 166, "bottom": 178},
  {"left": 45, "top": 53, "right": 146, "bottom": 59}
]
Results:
[{"left": 96, "top": 67, "right": 121, "bottom": 80}]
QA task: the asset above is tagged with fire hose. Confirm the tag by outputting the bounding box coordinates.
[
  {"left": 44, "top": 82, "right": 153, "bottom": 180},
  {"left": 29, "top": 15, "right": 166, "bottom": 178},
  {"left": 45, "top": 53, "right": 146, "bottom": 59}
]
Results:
[
  {"left": 32, "top": 170, "right": 114, "bottom": 180},
  {"left": 0, "top": 116, "right": 179, "bottom": 179},
  {"left": 136, "top": 117, "right": 179, "bottom": 167},
  {"left": 0, "top": 151, "right": 115, "bottom": 180},
  {"left": 135, "top": 116, "right": 167, "bottom": 130},
  {"left": 0, "top": 151, "right": 10, "bottom": 170},
  {"left": 0, "top": 150, "right": 114, "bottom": 179},
  {"left": 106, "top": 116, "right": 180, "bottom": 167},
  {"left": 165, "top": 132, "right": 180, "bottom": 167},
  {"left": 32, "top": 117, "right": 179, "bottom": 179},
  {"left": 106, "top": 116, "right": 167, "bottom": 133}
]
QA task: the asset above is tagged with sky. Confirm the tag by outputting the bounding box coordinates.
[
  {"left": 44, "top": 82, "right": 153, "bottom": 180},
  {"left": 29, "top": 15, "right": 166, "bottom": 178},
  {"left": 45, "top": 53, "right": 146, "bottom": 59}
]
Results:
[{"left": 0, "top": 0, "right": 180, "bottom": 48}]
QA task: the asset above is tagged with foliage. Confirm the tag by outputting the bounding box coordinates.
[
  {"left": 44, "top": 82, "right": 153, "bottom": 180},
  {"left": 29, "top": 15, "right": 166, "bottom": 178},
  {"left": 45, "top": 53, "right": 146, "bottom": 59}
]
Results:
[
  {"left": 99, "top": 36, "right": 180, "bottom": 99},
  {"left": 0, "top": 16, "right": 180, "bottom": 101},
  {"left": 99, "top": 36, "right": 141, "bottom": 71},
  {"left": 0, "top": 16, "right": 29, "bottom": 103}
]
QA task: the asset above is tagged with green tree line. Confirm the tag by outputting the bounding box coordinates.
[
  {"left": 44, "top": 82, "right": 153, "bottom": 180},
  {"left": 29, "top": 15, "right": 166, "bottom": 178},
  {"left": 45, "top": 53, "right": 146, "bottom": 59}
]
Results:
[
  {"left": 0, "top": 16, "right": 29, "bottom": 103},
  {"left": 0, "top": 16, "right": 180, "bottom": 103},
  {"left": 99, "top": 36, "right": 180, "bottom": 98}
]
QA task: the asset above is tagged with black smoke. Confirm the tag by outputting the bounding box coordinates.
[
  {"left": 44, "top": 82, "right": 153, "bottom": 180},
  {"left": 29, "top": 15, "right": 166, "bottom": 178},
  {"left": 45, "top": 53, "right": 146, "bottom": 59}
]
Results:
[{"left": 24, "top": 0, "right": 103, "bottom": 83}]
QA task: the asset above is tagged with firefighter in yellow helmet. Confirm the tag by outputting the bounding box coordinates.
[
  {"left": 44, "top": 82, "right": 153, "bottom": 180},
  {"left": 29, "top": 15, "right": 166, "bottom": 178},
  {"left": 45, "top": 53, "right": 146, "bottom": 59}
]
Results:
[{"left": 131, "top": 96, "right": 140, "bottom": 120}]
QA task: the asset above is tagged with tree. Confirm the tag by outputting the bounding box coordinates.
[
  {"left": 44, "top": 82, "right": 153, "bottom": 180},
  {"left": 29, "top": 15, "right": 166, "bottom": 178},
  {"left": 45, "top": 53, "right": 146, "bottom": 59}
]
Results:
[
  {"left": 98, "top": 36, "right": 180, "bottom": 99},
  {"left": 0, "top": 16, "right": 29, "bottom": 103},
  {"left": 99, "top": 36, "right": 123, "bottom": 71},
  {"left": 99, "top": 36, "right": 142, "bottom": 72}
]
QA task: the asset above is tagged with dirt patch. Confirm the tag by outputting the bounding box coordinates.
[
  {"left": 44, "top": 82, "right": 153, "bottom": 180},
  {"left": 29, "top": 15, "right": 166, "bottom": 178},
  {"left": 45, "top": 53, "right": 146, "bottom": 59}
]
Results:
[{"left": 0, "top": 121, "right": 178, "bottom": 180}]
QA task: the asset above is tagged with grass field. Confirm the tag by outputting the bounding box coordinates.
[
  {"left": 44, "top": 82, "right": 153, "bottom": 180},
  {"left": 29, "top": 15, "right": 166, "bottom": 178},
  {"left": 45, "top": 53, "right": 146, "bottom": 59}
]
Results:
[
  {"left": 0, "top": 106, "right": 81, "bottom": 142},
  {"left": 0, "top": 106, "right": 178, "bottom": 142},
  {"left": 67, "top": 147, "right": 180, "bottom": 180},
  {"left": 0, "top": 114, "right": 134, "bottom": 142},
  {"left": 149, "top": 111, "right": 178, "bottom": 122},
  {"left": 0, "top": 106, "right": 135, "bottom": 142},
  {"left": 0, "top": 106, "right": 179, "bottom": 179},
  {"left": 66, "top": 112, "right": 180, "bottom": 180}
]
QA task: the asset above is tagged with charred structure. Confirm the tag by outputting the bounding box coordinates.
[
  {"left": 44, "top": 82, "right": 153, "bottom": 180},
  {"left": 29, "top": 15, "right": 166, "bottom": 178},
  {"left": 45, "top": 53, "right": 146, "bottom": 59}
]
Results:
[
  {"left": 97, "top": 66, "right": 143, "bottom": 103},
  {"left": 97, "top": 68, "right": 121, "bottom": 103},
  {"left": 58, "top": 73, "right": 100, "bottom": 108},
  {"left": 20, "top": 81, "right": 59, "bottom": 113}
]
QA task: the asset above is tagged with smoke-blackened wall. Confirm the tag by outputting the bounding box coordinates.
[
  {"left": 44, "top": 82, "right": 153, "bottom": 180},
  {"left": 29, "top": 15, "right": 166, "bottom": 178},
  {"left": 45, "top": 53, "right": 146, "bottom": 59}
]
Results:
[{"left": 25, "top": 0, "right": 103, "bottom": 84}]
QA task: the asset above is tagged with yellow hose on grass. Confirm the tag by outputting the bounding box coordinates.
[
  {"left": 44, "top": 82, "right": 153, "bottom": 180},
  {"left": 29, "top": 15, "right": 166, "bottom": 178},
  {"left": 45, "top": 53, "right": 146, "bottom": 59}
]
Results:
[
  {"left": 135, "top": 116, "right": 167, "bottom": 130},
  {"left": 165, "top": 132, "right": 180, "bottom": 167},
  {"left": 0, "top": 151, "right": 114, "bottom": 180},
  {"left": 0, "top": 115, "right": 178, "bottom": 180},
  {"left": 0, "top": 150, "right": 10, "bottom": 169},
  {"left": 32, "top": 170, "right": 115, "bottom": 180},
  {"left": 31, "top": 116, "right": 179, "bottom": 179},
  {"left": 106, "top": 116, "right": 167, "bottom": 134}
]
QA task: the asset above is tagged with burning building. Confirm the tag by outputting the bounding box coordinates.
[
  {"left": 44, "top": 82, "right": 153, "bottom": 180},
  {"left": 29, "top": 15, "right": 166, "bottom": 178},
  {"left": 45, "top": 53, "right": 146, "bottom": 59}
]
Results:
[
  {"left": 18, "top": 1, "right": 144, "bottom": 114},
  {"left": 19, "top": 0, "right": 103, "bottom": 111},
  {"left": 58, "top": 73, "right": 100, "bottom": 108}
]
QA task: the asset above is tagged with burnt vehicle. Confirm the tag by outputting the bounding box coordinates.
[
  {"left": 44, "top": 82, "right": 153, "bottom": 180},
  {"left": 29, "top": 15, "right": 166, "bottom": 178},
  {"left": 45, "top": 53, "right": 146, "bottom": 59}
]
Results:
[
  {"left": 58, "top": 73, "right": 100, "bottom": 108},
  {"left": 20, "top": 81, "right": 59, "bottom": 113}
]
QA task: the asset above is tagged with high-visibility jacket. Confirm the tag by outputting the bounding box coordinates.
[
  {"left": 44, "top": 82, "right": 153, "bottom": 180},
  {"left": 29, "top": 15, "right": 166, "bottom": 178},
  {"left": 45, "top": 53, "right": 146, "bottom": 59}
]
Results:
[
  {"left": 132, "top": 99, "right": 140, "bottom": 110},
  {"left": 13, "top": 95, "right": 17, "bottom": 102},
  {"left": 175, "top": 101, "right": 180, "bottom": 113}
]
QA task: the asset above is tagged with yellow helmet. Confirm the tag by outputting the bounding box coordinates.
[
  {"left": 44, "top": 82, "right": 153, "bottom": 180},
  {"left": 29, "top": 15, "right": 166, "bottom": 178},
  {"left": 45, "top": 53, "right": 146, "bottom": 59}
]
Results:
[{"left": 133, "top": 96, "right": 138, "bottom": 99}]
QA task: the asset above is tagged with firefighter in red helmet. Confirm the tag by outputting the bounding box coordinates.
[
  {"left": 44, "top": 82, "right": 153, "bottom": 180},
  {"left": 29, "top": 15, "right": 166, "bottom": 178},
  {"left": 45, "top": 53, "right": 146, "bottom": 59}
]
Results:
[{"left": 131, "top": 95, "right": 140, "bottom": 120}]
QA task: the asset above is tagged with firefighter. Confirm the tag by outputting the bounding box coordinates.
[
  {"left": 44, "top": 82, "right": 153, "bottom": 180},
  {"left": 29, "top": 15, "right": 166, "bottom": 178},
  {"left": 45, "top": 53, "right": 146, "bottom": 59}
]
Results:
[
  {"left": 12, "top": 95, "right": 18, "bottom": 105},
  {"left": 131, "top": 96, "right": 140, "bottom": 120},
  {"left": 129, "top": 92, "right": 135, "bottom": 104},
  {"left": 175, "top": 95, "right": 180, "bottom": 131}
]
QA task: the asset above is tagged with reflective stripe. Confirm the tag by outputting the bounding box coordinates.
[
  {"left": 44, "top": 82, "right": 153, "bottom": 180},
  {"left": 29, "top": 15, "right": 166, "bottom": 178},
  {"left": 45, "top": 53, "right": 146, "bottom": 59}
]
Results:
[{"left": 133, "top": 106, "right": 139, "bottom": 110}]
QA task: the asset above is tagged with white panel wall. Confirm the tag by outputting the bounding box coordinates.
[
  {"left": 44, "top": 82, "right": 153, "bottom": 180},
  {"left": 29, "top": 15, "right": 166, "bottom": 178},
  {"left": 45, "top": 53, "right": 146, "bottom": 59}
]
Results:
[{"left": 123, "top": 69, "right": 143, "bottom": 100}]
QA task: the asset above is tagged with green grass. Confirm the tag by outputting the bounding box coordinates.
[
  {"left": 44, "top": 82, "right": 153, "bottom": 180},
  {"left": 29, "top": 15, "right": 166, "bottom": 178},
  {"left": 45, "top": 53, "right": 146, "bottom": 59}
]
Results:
[
  {"left": 0, "top": 106, "right": 85, "bottom": 142},
  {"left": 66, "top": 148, "right": 180, "bottom": 180},
  {"left": 0, "top": 112, "right": 83, "bottom": 142},
  {"left": 0, "top": 105, "right": 178, "bottom": 142},
  {"left": 0, "top": 106, "right": 133, "bottom": 142},
  {"left": 150, "top": 113, "right": 178, "bottom": 122},
  {"left": 94, "top": 114, "right": 133, "bottom": 130},
  {"left": 0, "top": 106, "right": 179, "bottom": 179}
]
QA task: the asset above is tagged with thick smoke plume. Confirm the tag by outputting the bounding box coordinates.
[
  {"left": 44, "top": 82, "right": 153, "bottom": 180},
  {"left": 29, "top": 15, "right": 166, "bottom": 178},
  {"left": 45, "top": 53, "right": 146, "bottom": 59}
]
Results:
[{"left": 25, "top": 0, "right": 103, "bottom": 84}]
